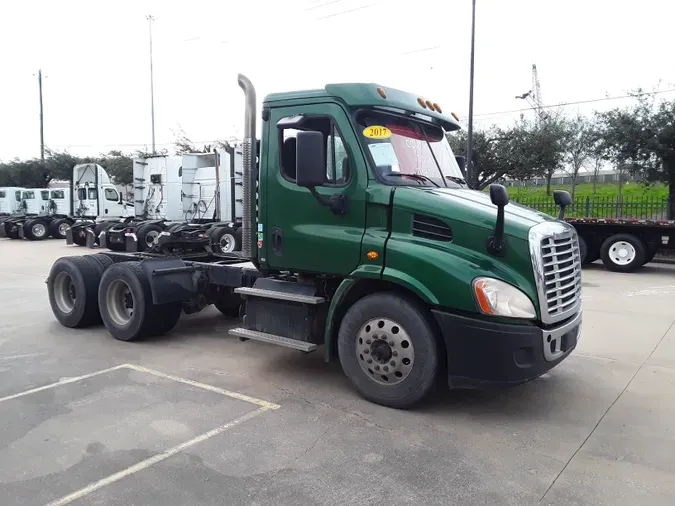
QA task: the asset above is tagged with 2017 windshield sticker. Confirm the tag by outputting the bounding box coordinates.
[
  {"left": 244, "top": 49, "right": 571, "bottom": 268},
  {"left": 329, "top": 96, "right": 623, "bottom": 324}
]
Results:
[{"left": 363, "top": 126, "right": 392, "bottom": 139}]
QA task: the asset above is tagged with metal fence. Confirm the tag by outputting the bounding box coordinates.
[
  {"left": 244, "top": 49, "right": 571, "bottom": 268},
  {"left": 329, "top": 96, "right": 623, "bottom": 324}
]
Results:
[{"left": 515, "top": 195, "right": 674, "bottom": 220}]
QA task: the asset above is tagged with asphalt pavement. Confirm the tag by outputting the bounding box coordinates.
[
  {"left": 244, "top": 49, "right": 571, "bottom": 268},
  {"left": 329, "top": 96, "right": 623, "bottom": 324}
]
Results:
[{"left": 0, "top": 238, "right": 674, "bottom": 506}]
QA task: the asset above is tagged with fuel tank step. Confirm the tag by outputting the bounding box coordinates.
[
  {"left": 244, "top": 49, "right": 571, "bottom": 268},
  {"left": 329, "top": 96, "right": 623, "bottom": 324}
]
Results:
[
  {"left": 234, "top": 287, "right": 325, "bottom": 305},
  {"left": 229, "top": 328, "right": 318, "bottom": 352}
]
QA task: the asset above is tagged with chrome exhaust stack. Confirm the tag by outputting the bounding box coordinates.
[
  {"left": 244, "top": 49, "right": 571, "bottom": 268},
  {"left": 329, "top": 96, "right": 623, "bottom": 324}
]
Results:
[{"left": 237, "top": 74, "right": 257, "bottom": 260}]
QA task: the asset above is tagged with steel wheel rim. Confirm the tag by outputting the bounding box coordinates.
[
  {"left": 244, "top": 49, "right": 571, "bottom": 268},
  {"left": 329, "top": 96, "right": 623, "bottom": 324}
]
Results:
[
  {"left": 355, "top": 317, "right": 415, "bottom": 386},
  {"left": 609, "top": 241, "right": 636, "bottom": 265},
  {"left": 106, "top": 279, "right": 134, "bottom": 326},
  {"left": 145, "top": 230, "right": 159, "bottom": 247},
  {"left": 54, "top": 272, "right": 76, "bottom": 313},
  {"left": 59, "top": 223, "right": 69, "bottom": 236},
  {"left": 220, "top": 233, "right": 235, "bottom": 253},
  {"left": 33, "top": 223, "right": 46, "bottom": 237}
]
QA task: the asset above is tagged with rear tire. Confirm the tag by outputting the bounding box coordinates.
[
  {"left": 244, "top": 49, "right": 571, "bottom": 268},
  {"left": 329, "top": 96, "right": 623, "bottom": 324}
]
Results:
[
  {"left": 49, "top": 218, "right": 70, "bottom": 239},
  {"left": 4, "top": 221, "right": 21, "bottom": 239},
  {"left": 337, "top": 292, "right": 440, "bottom": 409},
  {"left": 24, "top": 219, "right": 49, "bottom": 240},
  {"left": 211, "top": 226, "right": 240, "bottom": 254},
  {"left": 47, "top": 256, "right": 105, "bottom": 327},
  {"left": 98, "top": 261, "right": 180, "bottom": 341},
  {"left": 136, "top": 223, "right": 163, "bottom": 252},
  {"left": 600, "top": 233, "right": 646, "bottom": 273},
  {"left": 213, "top": 289, "right": 242, "bottom": 318}
]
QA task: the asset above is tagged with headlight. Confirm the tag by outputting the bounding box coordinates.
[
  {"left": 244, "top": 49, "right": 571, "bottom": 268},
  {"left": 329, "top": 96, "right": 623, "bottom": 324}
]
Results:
[{"left": 472, "top": 277, "right": 536, "bottom": 319}]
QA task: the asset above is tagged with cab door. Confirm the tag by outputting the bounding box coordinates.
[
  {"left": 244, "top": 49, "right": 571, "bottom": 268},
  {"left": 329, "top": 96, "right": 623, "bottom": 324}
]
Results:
[{"left": 262, "top": 103, "right": 367, "bottom": 276}]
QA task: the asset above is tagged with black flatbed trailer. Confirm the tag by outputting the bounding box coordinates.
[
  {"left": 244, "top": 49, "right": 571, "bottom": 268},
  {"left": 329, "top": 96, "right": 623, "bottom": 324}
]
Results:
[{"left": 565, "top": 216, "right": 675, "bottom": 272}]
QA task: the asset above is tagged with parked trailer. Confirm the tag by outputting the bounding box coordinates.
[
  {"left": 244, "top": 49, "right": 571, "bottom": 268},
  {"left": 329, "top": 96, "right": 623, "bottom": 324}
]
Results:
[
  {"left": 565, "top": 216, "right": 675, "bottom": 272},
  {"left": 46, "top": 74, "right": 582, "bottom": 409}
]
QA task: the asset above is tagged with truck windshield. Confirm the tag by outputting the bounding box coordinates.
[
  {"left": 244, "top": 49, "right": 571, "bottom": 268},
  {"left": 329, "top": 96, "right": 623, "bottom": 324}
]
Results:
[{"left": 357, "top": 110, "right": 465, "bottom": 188}]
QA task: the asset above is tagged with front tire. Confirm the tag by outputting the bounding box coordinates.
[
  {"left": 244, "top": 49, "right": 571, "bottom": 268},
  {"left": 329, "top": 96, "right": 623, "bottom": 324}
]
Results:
[
  {"left": 600, "top": 233, "right": 646, "bottom": 273},
  {"left": 24, "top": 219, "right": 49, "bottom": 240},
  {"left": 337, "top": 292, "right": 440, "bottom": 409}
]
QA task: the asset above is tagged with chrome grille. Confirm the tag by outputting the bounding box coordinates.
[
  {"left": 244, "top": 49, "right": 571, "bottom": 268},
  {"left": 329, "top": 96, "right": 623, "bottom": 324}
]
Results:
[{"left": 529, "top": 222, "right": 582, "bottom": 324}]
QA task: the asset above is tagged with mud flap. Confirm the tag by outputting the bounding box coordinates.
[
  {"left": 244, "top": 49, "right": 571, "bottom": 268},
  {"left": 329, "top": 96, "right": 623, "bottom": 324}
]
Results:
[
  {"left": 125, "top": 232, "right": 138, "bottom": 252},
  {"left": 99, "top": 231, "right": 108, "bottom": 249},
  {"left": 65, "top": 227, "right": 74, "bottom": 245},
  {"left": 85, "top": 228, "right": 96, "bottom": 248},
  {"left": 18, "top": 223, "right": 25, "bottom": 239}
]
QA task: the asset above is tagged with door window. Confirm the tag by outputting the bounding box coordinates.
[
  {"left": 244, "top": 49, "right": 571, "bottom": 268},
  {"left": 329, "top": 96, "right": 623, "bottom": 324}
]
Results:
[
  {"left": 105, "top": 188, "right": 119, "bottom": 202},
  {"left": 23, "top": 191, "right": 35, "bottom": 199},
  {"left": 0, "top": 191, "right": 5, "bottom": 198},
  {"left": 51, "top": 190, "right": 65, "bottom": 199},
  {"left": 278, "top": 116, "right": 351, "bottom": 186},
  {"left": 88, "top": 188, "right": 98, "bottom": 200},
  {"left": 41, "top": 190, "right": 50, "bottom": 200},
  {"left": 78, "top": 188, "right": 87, "bottom": 200}
]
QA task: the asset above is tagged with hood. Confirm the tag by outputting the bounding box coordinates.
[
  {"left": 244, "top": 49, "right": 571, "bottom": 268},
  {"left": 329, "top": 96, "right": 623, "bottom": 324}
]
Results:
[{"left": 395, "top": 186, "right": 556, "bottom": 239}]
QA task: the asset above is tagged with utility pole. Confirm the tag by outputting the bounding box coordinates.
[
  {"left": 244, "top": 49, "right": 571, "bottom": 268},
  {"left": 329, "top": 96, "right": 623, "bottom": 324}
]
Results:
[
  {"left": 38, "top": 69, "right": 45, "bottom": 160},
  {"left": 146, "top": 15, "right": 156, "bottom": 154},
  {"left": 466, "top": 0, "right": 476, "bottom": 184}
]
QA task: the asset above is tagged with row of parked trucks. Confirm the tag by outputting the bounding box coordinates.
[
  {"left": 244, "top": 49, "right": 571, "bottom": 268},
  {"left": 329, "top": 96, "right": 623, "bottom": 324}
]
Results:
[{"left": 0, "top": 146, "right": 245, "bottom": 255}]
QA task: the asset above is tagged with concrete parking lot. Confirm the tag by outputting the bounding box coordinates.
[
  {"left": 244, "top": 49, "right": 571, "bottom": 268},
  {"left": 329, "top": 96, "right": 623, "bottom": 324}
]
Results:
[{"left": 0, "top": 238, "right": 674, "bottom": 506}]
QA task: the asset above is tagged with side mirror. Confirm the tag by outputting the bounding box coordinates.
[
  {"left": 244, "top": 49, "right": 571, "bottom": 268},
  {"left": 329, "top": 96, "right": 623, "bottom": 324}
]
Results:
[
  {"left": 489, "top": 183, "right": 510, "bottom": 207},
  {"left": 296, "top": 131, "right": 326, "bottom": 188},
  {"left": 487, "top": 184, "right": 509, "bottom": 257},
  {"left": 553, "top": 190, "right": 572, "bottom": 220},
  {"left": 455, "top": 155, "right": 466, "bottom": 172}
]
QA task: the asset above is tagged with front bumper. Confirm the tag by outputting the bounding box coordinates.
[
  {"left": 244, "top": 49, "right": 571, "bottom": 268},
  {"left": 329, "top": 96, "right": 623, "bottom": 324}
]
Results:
[{"left": 432, "top": 309, "right": 581, "bottom": 389}]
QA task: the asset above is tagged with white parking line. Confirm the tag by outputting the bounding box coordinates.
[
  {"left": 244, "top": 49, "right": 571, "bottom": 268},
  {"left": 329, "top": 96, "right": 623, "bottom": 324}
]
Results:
[
  {"left": 0, "top": 364, "right": 128, "bottom": 403},
  {"left": 44, "top": 405, "right": 273, "bottom": 506},
  {"left": 0, "top": 363, "right": 280, "bottom": 506}
]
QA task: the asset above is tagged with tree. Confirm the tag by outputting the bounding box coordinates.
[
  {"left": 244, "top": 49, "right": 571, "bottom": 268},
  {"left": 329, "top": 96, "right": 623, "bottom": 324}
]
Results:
[
  {"left": 96, "top": 150, "right": 133, "bottom": 187},
  {"left": 447, "top": 122, "right": 538, "bottom": 190},
  {"left": 596, "top": 92, "right": 675, "bottom": 216},
  {"left": 526, "top": 117, "right": 568, "bottom": 196},
  {"left": 560, "top": 114, "right": 596, "bottom": 202}
]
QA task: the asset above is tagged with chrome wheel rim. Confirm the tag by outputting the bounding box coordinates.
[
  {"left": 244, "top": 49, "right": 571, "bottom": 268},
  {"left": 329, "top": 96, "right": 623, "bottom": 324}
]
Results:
[
  {"left": 54, "top": 272, "right": 76, "bottom": 313},
  {"left": 33, "top": 223, "right": 46, "bottom": 237},
  {"left": 106, "top": 279, "right": 134, "bottom": 326},
  {"left": 355, "top": 317, "right": 414, "bottom": 386},
  {"left": 609, "top": 241, "right": 636, "bottom": 266},
  {"left": 59, "top": 223, "right": 69, "bottom": 236}
]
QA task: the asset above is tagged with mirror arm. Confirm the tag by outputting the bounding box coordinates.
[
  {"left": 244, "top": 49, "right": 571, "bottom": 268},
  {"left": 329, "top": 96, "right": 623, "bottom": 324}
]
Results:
[
  {"left": 308, "top": 187, "right": 348, "bottom": 216},
  {"left": 558, "top": 204, "right": 567, "bottom": 220},
  {"left": 486, "top": 205, "right": 507, "bottom": 257}
]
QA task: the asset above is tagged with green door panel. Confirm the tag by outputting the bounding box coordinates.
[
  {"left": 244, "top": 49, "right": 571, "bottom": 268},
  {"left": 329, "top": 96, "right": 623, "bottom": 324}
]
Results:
[{"left": 262, "top": 102, "right": 368, "bottom": 275}]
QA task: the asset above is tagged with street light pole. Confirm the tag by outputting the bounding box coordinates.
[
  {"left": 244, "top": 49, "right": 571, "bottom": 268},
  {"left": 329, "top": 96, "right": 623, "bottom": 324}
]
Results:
[
  {"left": 146, "top": 15, "right": 156, "bottom": 154},
  {"left": 466, "top": 0, "right": 476, "bottom": 184},
  {"left": 38, "top": 69, "right": 45, "bottom": 160}
]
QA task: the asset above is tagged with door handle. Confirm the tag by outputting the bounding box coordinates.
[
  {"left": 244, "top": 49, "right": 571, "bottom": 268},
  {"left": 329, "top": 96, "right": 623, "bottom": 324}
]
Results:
[{"left": 271, "top": 227, "right": 283, "bottom": 255}]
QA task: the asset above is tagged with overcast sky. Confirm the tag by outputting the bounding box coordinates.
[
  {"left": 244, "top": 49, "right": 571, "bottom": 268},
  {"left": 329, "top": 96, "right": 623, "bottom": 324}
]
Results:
[{"left": 1, "top": 0, "right": 673, "bottom": 161}]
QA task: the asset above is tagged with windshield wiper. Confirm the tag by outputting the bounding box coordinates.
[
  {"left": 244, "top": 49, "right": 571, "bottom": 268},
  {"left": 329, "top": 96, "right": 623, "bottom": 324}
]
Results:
[
  {"left": 445, "top": 175, "right": 467, "bottom": 186},
  {"left": 383, "top": 172, "right": 440, "bottom": 187}
]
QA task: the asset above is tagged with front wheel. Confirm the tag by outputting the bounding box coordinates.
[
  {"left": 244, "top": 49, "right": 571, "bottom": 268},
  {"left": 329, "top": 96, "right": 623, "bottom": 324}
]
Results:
[{"left": 337, "top": 292, "right": 440, "bottom": 409}]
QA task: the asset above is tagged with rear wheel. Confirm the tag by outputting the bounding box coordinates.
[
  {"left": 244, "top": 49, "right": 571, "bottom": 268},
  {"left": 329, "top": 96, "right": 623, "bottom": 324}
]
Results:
[
  {"left": 49, "top": 218, "right": 70, "bottom": 239},
  {"left": 600, "top": 233, "right": 646, "bottom": 273},
  {"left": 4, "top": 221, "right": 21, "bottom": 239},
  {"left": 48, "top": 256, "right": 105, "bottom": 327},
  {"left": 25, "top": 219, "right": 49, "bottom": 240},
  {"left": 213, "top": 289, "right": 242, "bottom": 318},
  {"left": 337, "top": 292, "right": 440, "bottom": 409},
  {"left": 98, "top": 261, "right": 181, "bottom": 341},
  {"left": 136, "top": 223, "right": 163, "bottom": 252},
  {"left": 211, "top": 226, "right": 241, "bottom": 254}
]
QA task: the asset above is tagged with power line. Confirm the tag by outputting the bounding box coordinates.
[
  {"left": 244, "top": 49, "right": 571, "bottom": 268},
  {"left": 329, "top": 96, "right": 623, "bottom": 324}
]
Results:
[
  {"left": 316, "top": 3, "right": 374, "bottom": 20},
  {"left": 463, "top": 87, "right": 675, "bottom": 120}
]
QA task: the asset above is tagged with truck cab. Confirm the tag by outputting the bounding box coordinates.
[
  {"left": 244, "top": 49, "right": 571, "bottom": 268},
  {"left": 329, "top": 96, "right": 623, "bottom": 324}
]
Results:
[{"left": 246, "top": 81, "right": 582, "bottom": 402}]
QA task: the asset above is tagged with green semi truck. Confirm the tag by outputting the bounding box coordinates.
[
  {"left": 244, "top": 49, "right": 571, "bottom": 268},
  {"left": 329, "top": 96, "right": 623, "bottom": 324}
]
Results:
[{"left": 46, "top": 75, "right": 582, "bottom": 408}]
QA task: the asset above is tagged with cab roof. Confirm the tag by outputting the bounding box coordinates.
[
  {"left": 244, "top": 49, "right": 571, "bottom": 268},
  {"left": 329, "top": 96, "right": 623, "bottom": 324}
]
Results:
[{"left": 264, "top": 83, "right": 462, "bottom": 131}]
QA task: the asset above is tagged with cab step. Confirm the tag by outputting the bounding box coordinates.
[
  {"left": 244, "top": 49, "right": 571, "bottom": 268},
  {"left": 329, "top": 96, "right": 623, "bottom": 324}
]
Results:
[
  {"left": 234, "top": 287, "right": 324, "bottom": 305},
  {"left": 229, "top": 328, "right": 318, "bottom": 352}
]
